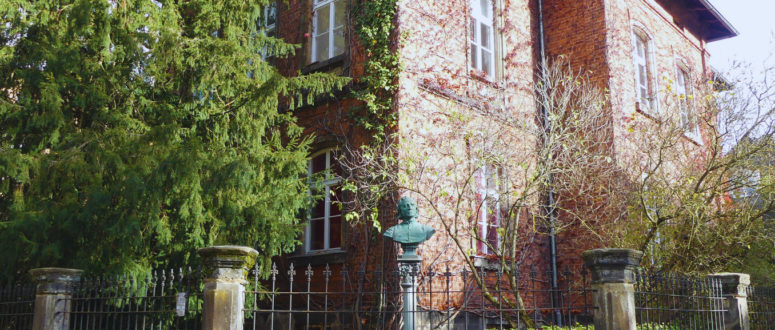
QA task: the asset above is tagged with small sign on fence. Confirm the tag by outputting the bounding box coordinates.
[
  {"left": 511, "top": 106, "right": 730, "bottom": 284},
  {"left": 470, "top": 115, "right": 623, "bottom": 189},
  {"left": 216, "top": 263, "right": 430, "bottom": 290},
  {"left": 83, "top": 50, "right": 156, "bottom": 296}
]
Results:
[{"left": 176, "top": 292, "right": 187, "bottom": 317}]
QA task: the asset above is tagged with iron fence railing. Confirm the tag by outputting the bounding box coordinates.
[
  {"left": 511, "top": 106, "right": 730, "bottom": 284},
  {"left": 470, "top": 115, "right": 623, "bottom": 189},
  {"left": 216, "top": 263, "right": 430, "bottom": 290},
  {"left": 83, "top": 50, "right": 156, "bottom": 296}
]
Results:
[
  {"left": 244, "top": 262, "right": 594, "bottom": 330},
  {"left": 747, "top": 285, "right": 775, "bottom": 330},
  {"left": 61, "top": 267, "right": 203, "bottom": 330},
  {"left": 0, "top": 283, "right": 35, "bottom": 330},
  {"left": 634, "top": 269, "right": 726, "bottom": 329}
]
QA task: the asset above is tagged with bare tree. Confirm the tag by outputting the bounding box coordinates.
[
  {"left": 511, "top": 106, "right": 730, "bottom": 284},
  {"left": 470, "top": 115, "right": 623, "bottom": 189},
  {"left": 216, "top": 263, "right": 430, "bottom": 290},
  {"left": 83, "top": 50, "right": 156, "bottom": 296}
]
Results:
[
  {"left": 336, "top": 59, "right": 615, "bottom": 327},
  {"left": 609, "top": 61, "right": 775, "bottom": 274}
]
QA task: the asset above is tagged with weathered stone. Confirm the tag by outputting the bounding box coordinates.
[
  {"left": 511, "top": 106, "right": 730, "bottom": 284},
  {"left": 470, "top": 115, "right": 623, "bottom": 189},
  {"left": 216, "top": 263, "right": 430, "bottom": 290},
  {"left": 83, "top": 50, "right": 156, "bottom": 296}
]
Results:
[
  {"left": 583, "top": 248, "right": 642, "bottom": 330},
  {"left": 709, "top": 273, "right": 750, "bottom": 330},
  {"left": 198, "top": 245, "right": 258, "bottom": 330},
  {"left": 198, "top": 245, "right": 258, "bottom": 283},
  {"left": 29, "top": 267, "right": 83, "bottom": 330},
  {"left": 582, "top": 248, "right": 643, "bottom": 284}
]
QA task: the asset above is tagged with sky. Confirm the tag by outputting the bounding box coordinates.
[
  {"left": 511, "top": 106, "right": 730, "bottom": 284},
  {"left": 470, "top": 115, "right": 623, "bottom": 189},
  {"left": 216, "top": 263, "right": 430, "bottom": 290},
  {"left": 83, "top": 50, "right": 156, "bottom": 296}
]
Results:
[{"left": 707, "top": 0, "right": 775, "bottom": 74}]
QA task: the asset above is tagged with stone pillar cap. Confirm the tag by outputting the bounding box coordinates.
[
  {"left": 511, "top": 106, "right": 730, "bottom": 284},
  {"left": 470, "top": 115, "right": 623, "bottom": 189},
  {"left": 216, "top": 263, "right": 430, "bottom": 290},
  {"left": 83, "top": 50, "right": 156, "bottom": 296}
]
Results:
[
  {"left": 709, "top": 272, "right": 750, "bottom": 296},
  {"left": 197, "top": 245, "right": 258, "bottom": 282},
  {"left": 582, "top": 248, "right": 644, "bottom": 265},
  {"left": 29, "top": 267, "right": 83, "bottom": 294},
  {"left": 708, "top": 272, "right": 750, "bottom": 283},
  {"left": 582, "top": 248, "right": 643, "bottom": 284},
  {"left": 197, "top": 245, "right": 259, "bottom": 259}
]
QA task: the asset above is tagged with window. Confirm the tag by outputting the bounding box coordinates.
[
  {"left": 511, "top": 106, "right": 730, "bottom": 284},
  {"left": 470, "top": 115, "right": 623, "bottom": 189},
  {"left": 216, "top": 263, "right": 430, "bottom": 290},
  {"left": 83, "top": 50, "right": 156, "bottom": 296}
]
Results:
[
  {"left": 633, "top": 30, "right": 656, "bottom": 113},
  {"left": 306, "top": 149, "right": 342, "bottom": 252},
  {"left": 469, "top": 0, "right": 495, "bottom": 80},
  {"left": 311, "top": 0, "right": 346, "bottom": 63},
  {"left": 675, "top": 66, "right": 698, "bottom": 137},
  {"left": 262, "top": 2, "right": 277, "bottom": 34},
  {"left": 258, "top": 2, "right": 277, "bottom": 60},
  {"left": 476, "top": 164, "right": 502, "bottom": 255}
]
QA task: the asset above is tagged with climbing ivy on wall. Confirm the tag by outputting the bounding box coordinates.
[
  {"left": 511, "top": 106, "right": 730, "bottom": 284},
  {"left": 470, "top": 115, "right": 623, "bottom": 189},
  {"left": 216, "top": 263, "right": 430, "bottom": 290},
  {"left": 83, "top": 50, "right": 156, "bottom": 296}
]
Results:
[
  {"left": 352, "top": 0, "right": 401, "bottom": 143},
  {"left": 333, "top": 0, "right": 402, "bottom": 233}
]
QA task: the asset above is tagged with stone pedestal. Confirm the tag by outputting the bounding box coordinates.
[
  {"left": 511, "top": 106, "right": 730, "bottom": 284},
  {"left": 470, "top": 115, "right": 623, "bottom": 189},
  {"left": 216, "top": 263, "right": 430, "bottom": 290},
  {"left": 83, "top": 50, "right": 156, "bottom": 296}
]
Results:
[
  {"left": 399, "top": 244, "right": 422, "bottom": 330},
  {"left": 29, "top": 268, "right": 83, "bottom": 330},
  {"left": 198, "top": 245, "right": 258, "bottom": 330},
  {"left": 582, "top": 248, "right": 643, "bottom": 330},
  {"left": 709, "top": 273, "right": 750, "bottom": 330}
]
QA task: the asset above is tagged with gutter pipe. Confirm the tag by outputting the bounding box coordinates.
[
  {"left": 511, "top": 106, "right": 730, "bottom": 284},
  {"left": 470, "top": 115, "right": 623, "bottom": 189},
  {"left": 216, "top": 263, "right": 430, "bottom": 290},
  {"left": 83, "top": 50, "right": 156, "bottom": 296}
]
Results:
[{"left": 536, "top": 0, "right": 562, "bottom": 325}]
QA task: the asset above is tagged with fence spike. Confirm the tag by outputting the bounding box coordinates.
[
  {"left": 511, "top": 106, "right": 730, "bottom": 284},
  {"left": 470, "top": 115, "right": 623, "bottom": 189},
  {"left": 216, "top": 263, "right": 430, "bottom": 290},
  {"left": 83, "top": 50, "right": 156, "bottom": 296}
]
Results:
[
  {"left": 323, "top": 263, "right": 332, "bottom": 278},
  {"left": 270, "top": 262, "right": 279, "bottom": 281},
  {"left": 305, "top": 264, "right": 313, "bottom": 281},
  {"left": 288, "top": 262, "right": 296, "bottom": 279}
]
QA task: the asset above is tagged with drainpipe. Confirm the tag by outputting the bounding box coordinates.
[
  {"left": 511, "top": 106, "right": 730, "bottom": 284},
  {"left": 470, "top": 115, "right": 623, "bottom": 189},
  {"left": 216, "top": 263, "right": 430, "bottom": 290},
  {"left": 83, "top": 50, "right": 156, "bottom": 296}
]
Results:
[{"left": 536, "top": 0, "right": 562, "bottom": 326}]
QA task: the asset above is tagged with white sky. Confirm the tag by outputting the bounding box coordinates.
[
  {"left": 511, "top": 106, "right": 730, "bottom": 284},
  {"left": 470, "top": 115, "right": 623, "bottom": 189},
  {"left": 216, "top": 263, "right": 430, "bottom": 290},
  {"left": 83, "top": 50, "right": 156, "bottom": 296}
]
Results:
[{"left": 707, "top": 0, "right": 775, "bottom": 74}]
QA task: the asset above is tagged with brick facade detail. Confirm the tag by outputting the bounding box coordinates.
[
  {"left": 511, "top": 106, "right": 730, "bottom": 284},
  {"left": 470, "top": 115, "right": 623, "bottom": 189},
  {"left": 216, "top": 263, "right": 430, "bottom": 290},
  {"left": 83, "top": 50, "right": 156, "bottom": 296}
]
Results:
[{"left": 269, "top": 0, "right": 734, "bottom": 321}]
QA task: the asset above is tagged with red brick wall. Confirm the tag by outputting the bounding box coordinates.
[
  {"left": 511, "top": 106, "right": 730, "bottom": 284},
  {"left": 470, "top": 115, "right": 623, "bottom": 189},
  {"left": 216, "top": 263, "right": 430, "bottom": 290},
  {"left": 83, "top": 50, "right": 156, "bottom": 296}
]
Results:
[
  {"left": 538, "top": 0, "right": 715, "bottom": 273},
  {"left": 270, "top": 0, "right": 398, "bottom": 304},
  {"left": 270, "top": 0, "right": 723, "bottom": 319},
  {"left": 542, "top": 0, "right": 610, "bottom": 90}
]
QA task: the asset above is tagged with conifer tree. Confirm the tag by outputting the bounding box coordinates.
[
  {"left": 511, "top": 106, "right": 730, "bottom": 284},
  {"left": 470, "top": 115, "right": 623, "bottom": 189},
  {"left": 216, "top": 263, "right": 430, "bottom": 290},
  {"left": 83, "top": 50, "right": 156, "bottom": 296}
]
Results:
[{"left": 0, "top": 0, "right": 347, "bottom": 281}]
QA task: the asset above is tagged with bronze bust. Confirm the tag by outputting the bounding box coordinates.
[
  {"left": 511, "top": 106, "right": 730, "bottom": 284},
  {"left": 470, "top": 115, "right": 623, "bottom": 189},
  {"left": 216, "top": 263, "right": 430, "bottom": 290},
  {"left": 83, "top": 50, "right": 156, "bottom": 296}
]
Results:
[{"left": 384, "top": 197, "right": 435, "bottom": 245}]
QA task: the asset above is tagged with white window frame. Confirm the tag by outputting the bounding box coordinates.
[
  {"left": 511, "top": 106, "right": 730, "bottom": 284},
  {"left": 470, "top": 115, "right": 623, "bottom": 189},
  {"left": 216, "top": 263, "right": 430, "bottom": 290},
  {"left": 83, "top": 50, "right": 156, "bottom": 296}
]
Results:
[
  {"left": 469, "top": 0, "right": 496, "bottom": 80},
  {"left": 311, "top": 0, "right": 345, "bottom": 63},
  {"left": 476, "top": 164, "right": 501, "bottom": 255},
  {"left": 306, "top": 149, "right": 342, "bottom": 253},
  {"left": 259, "top": 2, "right": 277, "bottom": 60},
  {"left": 262, "top": 2, "right": 277, "bottom": 33},
  {"left": 675, "top": 65, "right": 699, "bottom": 139},
  {"left": 632, "top": 28, "right": 658, "bottom": 115}
]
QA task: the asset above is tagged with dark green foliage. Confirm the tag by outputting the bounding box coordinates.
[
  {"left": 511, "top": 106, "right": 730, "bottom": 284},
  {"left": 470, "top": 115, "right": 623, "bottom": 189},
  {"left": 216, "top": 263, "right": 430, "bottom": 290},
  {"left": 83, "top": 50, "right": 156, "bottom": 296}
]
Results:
[{"left": 0, "top": 0, "right": 347, "bottom": 281}]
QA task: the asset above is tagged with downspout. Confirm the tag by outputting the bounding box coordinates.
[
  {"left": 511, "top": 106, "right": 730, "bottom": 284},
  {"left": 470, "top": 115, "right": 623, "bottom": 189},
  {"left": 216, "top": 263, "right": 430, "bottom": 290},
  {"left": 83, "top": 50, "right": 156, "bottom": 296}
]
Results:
[{"left": 536, "top": 0, "right": 562, "bottom": 325}]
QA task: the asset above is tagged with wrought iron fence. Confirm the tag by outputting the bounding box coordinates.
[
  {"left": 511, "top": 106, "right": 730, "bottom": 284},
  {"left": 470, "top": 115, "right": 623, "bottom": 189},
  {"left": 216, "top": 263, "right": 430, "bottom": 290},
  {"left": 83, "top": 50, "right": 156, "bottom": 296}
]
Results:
[
  {"left": 634, "top": 269, "right": 726, "bottom": 329},
  {"left": 244, "top": 262, "right": 594, "bottom": 330},
  {"left": 60, "top": 267, "right": 203, "bottom": 330},
  {"left": 0, "top": 283, "right": 35, "bottom": 330},
  {"left": 747, "top": 285, "right": 775, "bottom": 329}
]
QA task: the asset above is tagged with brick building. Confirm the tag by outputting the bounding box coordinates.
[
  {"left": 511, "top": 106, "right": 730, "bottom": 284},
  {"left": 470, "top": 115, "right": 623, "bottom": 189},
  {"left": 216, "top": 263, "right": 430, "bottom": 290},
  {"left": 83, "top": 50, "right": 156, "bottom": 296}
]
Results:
[{"left": 263, "top": 0, "right": 737, "bottom": 326}]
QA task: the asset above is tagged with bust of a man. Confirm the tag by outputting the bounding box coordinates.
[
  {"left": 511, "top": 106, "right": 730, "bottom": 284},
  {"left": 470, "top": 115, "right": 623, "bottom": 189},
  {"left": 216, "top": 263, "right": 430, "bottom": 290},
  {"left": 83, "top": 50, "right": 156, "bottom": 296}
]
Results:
[{"left": 384, "top": 197, "right": 435, "bottom": 245}]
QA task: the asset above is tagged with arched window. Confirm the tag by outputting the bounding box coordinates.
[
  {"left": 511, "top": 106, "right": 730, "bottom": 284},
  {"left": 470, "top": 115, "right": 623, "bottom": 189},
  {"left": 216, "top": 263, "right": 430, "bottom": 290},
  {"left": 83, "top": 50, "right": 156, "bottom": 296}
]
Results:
[
  {"left": 306, "top": 149, "right": 342, "bottom": 252},
  {"left": 632, "top": 26, "right": 657, "bottom": 114},
  {"left": 675, "top": 62, "right": 698, "bottom": 138}
]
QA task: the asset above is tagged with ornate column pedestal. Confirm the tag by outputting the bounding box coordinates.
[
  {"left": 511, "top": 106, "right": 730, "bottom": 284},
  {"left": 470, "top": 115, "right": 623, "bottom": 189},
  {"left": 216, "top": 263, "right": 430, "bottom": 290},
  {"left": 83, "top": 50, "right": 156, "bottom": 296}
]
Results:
[
  {"left": 197, "top": 245, "right": 258, "bottom": 330},
  {"left": 29, "top": 267, "right": 83, "bottom": 330}
]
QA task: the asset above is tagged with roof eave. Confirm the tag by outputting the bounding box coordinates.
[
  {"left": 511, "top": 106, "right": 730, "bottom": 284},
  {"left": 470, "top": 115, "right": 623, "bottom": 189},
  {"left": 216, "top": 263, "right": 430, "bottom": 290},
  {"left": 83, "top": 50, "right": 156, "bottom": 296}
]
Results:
[{"left": 697, "top": 0, "right": 739, "bottom": 42}]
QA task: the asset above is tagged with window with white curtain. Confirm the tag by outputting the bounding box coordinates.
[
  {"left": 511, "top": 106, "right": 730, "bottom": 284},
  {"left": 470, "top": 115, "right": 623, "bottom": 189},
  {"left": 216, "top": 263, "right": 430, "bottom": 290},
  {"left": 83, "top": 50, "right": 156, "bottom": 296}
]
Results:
[{"left": 476, "top": 164, "right": 502, "bottom": 255}]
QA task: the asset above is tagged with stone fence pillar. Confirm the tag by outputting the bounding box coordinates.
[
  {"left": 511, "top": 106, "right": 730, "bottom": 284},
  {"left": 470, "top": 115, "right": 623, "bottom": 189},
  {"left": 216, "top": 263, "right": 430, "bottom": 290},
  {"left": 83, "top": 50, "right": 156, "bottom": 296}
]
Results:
[
  {"left": 29, "top": 267, "right": 83, "bottom": 330},
  {"left": 582, "top": 248, "right": 643, "bottom": 330},
  {"left": 198, "top": 245, "right": 258, "bottom": 330},
  {"left": 709, "top": 273, "right": 750, "bottom": 330}
]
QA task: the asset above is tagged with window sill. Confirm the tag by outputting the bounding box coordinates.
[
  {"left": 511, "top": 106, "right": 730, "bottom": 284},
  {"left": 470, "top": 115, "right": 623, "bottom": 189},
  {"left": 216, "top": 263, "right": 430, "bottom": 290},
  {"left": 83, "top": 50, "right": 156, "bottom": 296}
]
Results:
[
  {"left": 683, "top": 131, "right": 702, "bottom": 145},
  {"left": 635, "top": 102, "right": 660, "bottom": 122},
  {"left": 287, "top": 249, "right": 347, "bottom": 266},
  {"left": 468, "top": 70, "right": 505, "bottom": 90},
  {"left": 471, "top": 255, "right": 503, "bottom": 271},
  {"left": 302, "top": 54, "right": 347, "bottom": 75}
]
